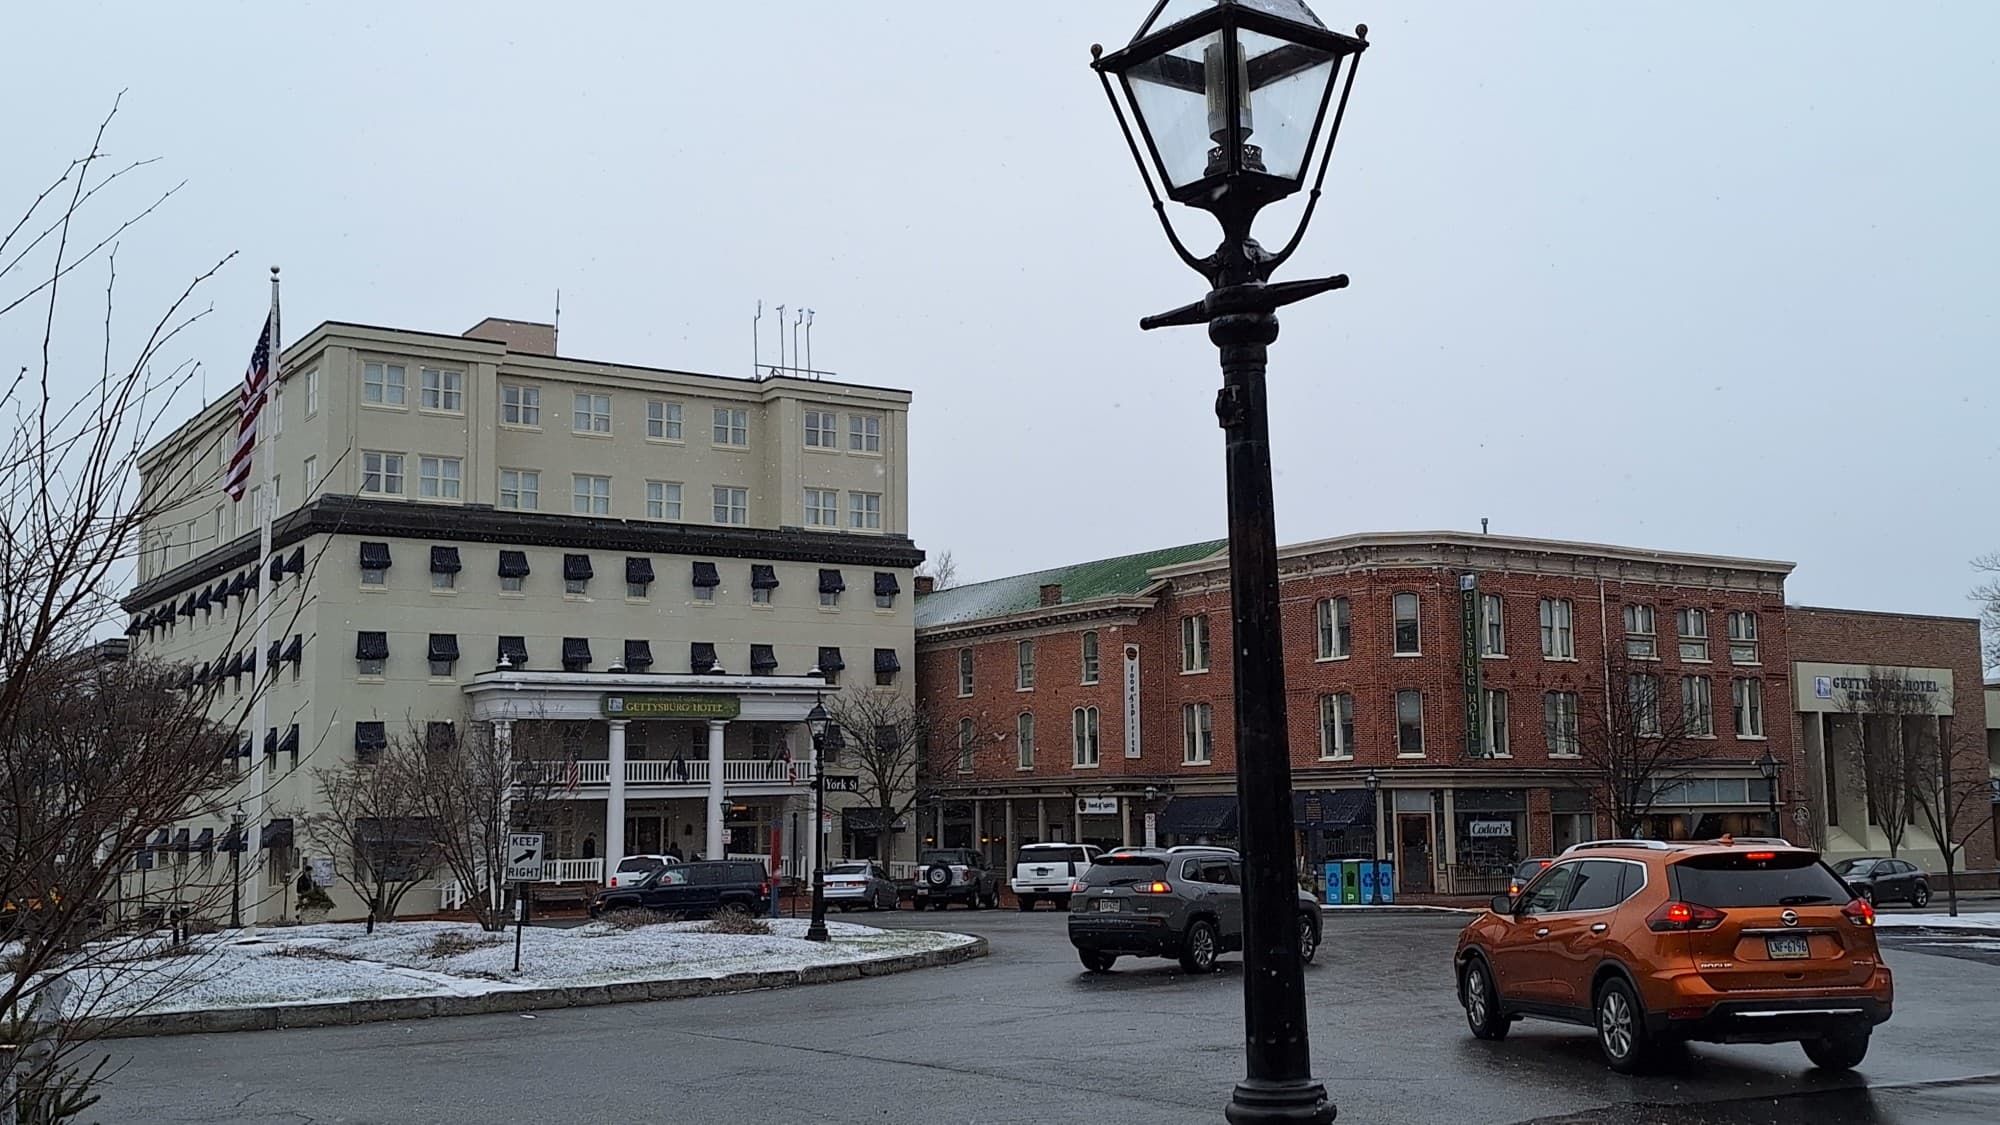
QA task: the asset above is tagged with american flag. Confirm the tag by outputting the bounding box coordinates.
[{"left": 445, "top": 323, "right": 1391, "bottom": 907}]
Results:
[
  {"left": 222, "top": 311, "right": 275, "bottom": 502},
  {"left": 563, "top": 759, "right": 580, "bottom": 793}
]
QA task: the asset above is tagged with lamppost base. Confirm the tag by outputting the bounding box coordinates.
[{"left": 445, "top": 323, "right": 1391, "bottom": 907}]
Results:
[
  {"left": 803, "top": 921, "right": 830, "bottom": 942},
  {"left": 1225, "top": 1079, "right": 1337, "bottom": 1125}
]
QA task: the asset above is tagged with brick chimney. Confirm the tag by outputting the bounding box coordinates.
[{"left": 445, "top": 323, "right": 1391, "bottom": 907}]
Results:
[
  {"left": 914, "top": 575, "right": 936, "bottom": 596},
  {"left": 1039, "top": 583, "right": 1063, "bottom": 606},
  {"left": 464, "top": 317, "right": 556, "bottom": 356}
]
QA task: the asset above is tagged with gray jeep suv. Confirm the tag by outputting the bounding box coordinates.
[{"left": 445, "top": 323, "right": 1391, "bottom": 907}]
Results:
[{"left": 1067, "top": 847, "right": 1323, "bottom": 974}]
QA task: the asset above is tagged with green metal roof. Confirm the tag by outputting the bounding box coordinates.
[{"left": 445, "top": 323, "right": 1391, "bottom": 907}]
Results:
[{"left": 915, "top": 541, "right": 1226, "bottom": 629}]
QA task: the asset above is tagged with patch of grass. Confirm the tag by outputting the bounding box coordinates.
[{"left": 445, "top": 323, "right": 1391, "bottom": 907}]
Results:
[
  {"left": 600, "top": 908, "right": 677, "bottom": 931},
  {"left": 269, "top": 945, "right": 355, "bottom": 963},
  {"left": 701, "top": 909, "right": 772, "bottom": 937},
  {"left": 423, "top": 930, "right": 504, "bottom": 959}
]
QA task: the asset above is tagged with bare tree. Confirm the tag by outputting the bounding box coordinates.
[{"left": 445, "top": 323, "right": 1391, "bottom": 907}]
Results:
[
  {"left": 1575, "top": 656, "right": 1726, "bottom": 838},
  {"left": 822, "top": 692, "right": 939, "bottom": 866},
  {"left": 917, "top": 550, "right": 958, "bottom": 592},
  {"left": 1906, "top": 713, "right": 1995, "bottom": 918},
  {"left": 296, "top": 743, "right": 437, "bottom": 933},
  {"left": 1838, "top": 673, "right": 1993, "bottom": 908},
  {"left": 1974, "top": 552, "right": 2000, "bottom": 672},
  {"left": 408, "top": 718, "right": 578, "bottom": 932}
]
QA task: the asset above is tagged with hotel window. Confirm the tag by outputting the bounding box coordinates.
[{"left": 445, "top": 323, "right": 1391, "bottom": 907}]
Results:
[
  {"left": 1017, "top": 713, "right": 1036, "bottom": 769},
  {"left": 1080, "top": 631, "right": 1100, "bottom": 685},
  {"left": 818, "top": 568, "right": 844, "bottom": 607},
  {"left": 362, "top": 361, "right": 406, "bottom": 406},
  {"left": 1539, "top": 598, "right": 1575, "bottom": 659},
  {"left": 646, "top": 400, "right": 683, "bottom": 440},
  {"left": 1727, "top": 611, "right": 1760, "bottom": 664},
  {"left": 1016, "top": 639, "right": 1036, "bottom": 690},
  {"left": 1319, "top": 693, "right": 1354, "bottom": 760},
  {"left": 572, "top": 474, "right": 611, "bottom": 515},
  {"left": 713, "top": 486, "right": 748, "bottom": 525},
  {"left": 1072, "top": 707, "right": 1100, "bottom": 767},
  {"left": 1396, "top": 690, "right": 1424, "bottom": 754},
  {"left": 804, "top": 488, "right": 838, "bottom": 527},
  {"left": 355, "top": 631, "right": 388, "bottom": 678},
  {"left": 1682, "top": 675, "right": 1714, "bottom": 735},
  {"left": 626, "top": 557, "right": 655, "bottom": 600},
  {"left": 1544, "top": 692, "right": 1580, "bottom": 757},
  {"left": 501, "top": 383, "right": 540, "bottom": 426},
  {"left": 563, "top": 553, "right": 592, "bottom": 596},
  {"left": 690, "top": 560, "right": 719, "bottom": 603},
  {"left": 849, "top": 491, "right": 883, "bottom": 531},
  {"left": 1481, "top": 593, "right": 1505, "bottom": 656},
  {"left": 498, "top": 550, "right": 529, "bottom": 593},
  {"left": 429, "top": 546, "right": 460, "bottom": 591},
  {"left": 873, "top": 571, "right": 898, "bottom": 609},
  {"left": 849, "top": 413, "right": 883, "bottom": 452},
  {"left": 713, "top": 407, "right": 748, "bottom": 446},
  {"left": 1181, "top": 703, "right": 1213, "bottom": 765},
  {"left": 957, "top": 649, "right": 974, "bottom": 696},
  {"left": 750, "top": 564, "right": 777, "bottom": 604},
  {"left": 1623, "top": 604, "right": 1657, "bottom": 658},
  {"left": 419, "top": 367, "right": 463, "bottom": 411},
  {"left": 418, "top": 456, "right": 461, "bottom": 500},
  {"left": 360, "top": 451, "right": 403, "bottom": 495},
  {"left": 804, "top": 410, "right": 837, "bottom": 448},
  {"left": 1180, "top": 614, "right": 1210, "bottom": 673},
  {"left": 1316, "top": 597, "right": 1351, "bottom": 659},
  {"left": 572, "top": 393, "right": 611, "bottom": 434},
  {"left": 873, "top": 648, "right": 902, "bottom": 687},
  {"left": 302, "top": 455, "right": 317, "bottom": 496},
  {"left": 305, "top": 368, "right": 319, "bottom": 416},
  {"left": 1732, "top": 678, "right": 1765, "bottom": 737},
  {"left": 499, "top": 469, "right": 539, "bottom": 510},
  {"left": 1676, "top": 608, "right": 1709, "bottom": 661},
  {"left": 428, "top": 634, "right": 459, "bottom": 678},
  {"left": 359, "top": 542, "right": 391, "bottom": 586},
  {"left": 1630, "top": 673, "right": 1662, "bottom": 735},
  {"left": 1484, "top": 689, "right": 1510, "bottom": 757},
  {"left": 645, "top": 480, "right": 682, "bottom": 520},
  {"left": 1393, "top": 593, "right": 1421, "bottom": 654}
]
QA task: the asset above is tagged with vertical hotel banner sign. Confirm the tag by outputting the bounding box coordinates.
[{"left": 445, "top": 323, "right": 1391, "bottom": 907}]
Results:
[
  {"left": 1460, "top": 573, "right": 1485, "bottom": 757},
  {"left": 1122, "top": 644, "right": 1142, "bottom": 758}
]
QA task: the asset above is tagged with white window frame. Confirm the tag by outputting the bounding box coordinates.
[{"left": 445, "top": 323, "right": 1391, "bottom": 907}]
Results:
[
  {"left": 957, "top": 649, "right": 974, "bottom": 697},
  {"left": 848, "top": 413, "right": 883, "bottom": 453},
  {"left": 1016, "top": 640, "right": 1036, "bottom": 691},
  {"left": 1481, "top": 593, "right": 1506, "bottom": 657},
  {"left": 420, "top": 367, "right": 464, "bottom": 412},
  {"left": 848, "top": 491, "right": 882, "bottom": 531},
  {"left": 1727, "top": 611, "right": 1760, "bottom": 665},
  {"left": 712, "top": 486, "right": 748, "bottom": 525},
  {"left": 1316, "top": 596, "right": 1351, "bottom": 660},
  {"left": 1484, "top": 688, "right": 1510, "bottom": 757},
  {"left": 572, "top": 393, "right": 611, "bottom": 434},
  {"left": 362, "top": 361, "right": 406, "bottom": 406},
  {"left": 713, "top": 407, "right": 748, "bottom": 446},
  {"left": 360, "top": 451, "right": 404, "bottom": 495},
  {"left": 1072, "top": 706, "right": 1101, "bottom": 768},
  {"left": 418, "top": 456, "right": 462, "bottom": 500},
  {"left": 1682, "top": 675, "right": 1714, "bottom": 736},
  {"left": 1631, "top": 673, "right": 1662, "bottom": 735},
  {"left": 646, "top": 400, "right": 684, "bottom": 441},
  {"left": 1393, "top": 592, "right": 1422, "bottom": 655},
  {"left": 1676, "top": 607, "right": 1710, "bottom": 661},
  {"left": 804, "top": 410, "right": 837, "bottom": 448},
  {"left": 1733, "top": 678, "right": 1765, "bottom": 738},
  {"left": 302, "top": 456, "right": 317, "bottom": 497},
  {"left": 1180, "top": 614, "right": 1210, "bottom": 673},
  {"left": 305, "top": 368, "right": 319, "bottom": 416},
  {"left": 1624, "top": 604, "right": 1658, "bottom": 659},
  {"left": 804, "top": 489, "right": 838, "bottom": 528},
  {"left": 1396, "top": 689, "right": 1424, "bottom": 755},
  {"left": 1081, "top": 632, "right": 1100, "bottom": 685},
  {"left": 1544, "top": 691, "right": 1580, "bottom": 757},
  {"left": 1016, "top": 712, "right": 1035, "bottom": 770},
  {"left": 501, "top": 384, "right": 541, "bottom": 427},
  {"left": 957, "top": 719, "right": 976, "bottom": 773},
  {"left": 499, "top": 469, "right": 540, "bottom": 511},
  {"left": 645, "top": 480, "right": 682, "bottom": 520},
  {"left": 1182, "top": 703, "right": 1214, "bottom": 765},
  {"left": 1540, "top": 598, "right": 1575, "bottom": 660},
  {"left": 1319, "top": 693, "right": 1354, "bottom": 760},
  {"left": 571, "top": 474, "right": 611, "bottom": 516}
]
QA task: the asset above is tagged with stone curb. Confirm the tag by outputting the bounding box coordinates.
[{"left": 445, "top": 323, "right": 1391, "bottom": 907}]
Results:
[{"left": 70, "top": 936, "right": 986, "bottom": 1041}]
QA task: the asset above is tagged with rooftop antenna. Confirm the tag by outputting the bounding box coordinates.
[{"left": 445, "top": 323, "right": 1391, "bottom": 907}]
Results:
[
  {"left": 752, "top": 300, "right": 763, "bottom": 379},
  {"left": 792, "top": 307, "right": 803, "bottom": 378},
  {"left": 775, "top": 304, "right": 787, "bottom": 373},
  {"left": 1481, "top": 517, "right": 1489, "bottom": 535},
  {"left": 804, "top": 309, "right": 816, "bottom": 376},
  {"left": 552, "top": 289, "right": 561, "bottom": 353}
]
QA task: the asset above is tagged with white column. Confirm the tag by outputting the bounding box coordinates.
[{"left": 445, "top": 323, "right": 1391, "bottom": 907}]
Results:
[
  {"left": 1002, "top": 799, "right": 1014, "bottom": 864},
  {"left": 972, "top": 800, "right": 983, "bottom": 856},
  {"left": 604, "top": 720, "right": 628, "bottom": 883},
  {"left": 1441, "top": 788, "right": 1458, "bottom": 894},
  {"left": 706, "top": 719, "right": 727, "bottom": 860},
  {"left": 1036, "top": 799, "right": 1048, "bottom": 843},
  {"left": 1120, "top": 799, "right": 1133, "bottom": 847},
  {"left": 935, "top": 803, "right": 947, "bottom": 847}
]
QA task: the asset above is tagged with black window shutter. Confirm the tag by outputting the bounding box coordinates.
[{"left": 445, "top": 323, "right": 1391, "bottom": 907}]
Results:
[
  {"left": 750, "top": 644, "right": 778, "bottom": 674},
  {"left": 623, "top": 639, "right": 654, "bottom": 669},
  {"left": 355, "top": 631, "right": 389, "bottom": 661},
  {"left": 626, "top": 557, "right": 655, "bottom": 585},
  {"left": 563, "top": 553, "right": 593, "bottom": 581},
  {"left": 498, "top": 635, "right": 529, "bottom": 667},
  {"left": 428, "top": 634, "right": 459, "bottom": 662},
  {"left": 430, "top": 546, "right": 462, "bottom": 573},
  {"left": 750, "top": 564, "right": 779, "bottom": 589},
  {"left": 818, "top": 568, "right": 845, "bottom": 594},
  {"left": 498, "top": 550, "right": 530, "bottom": 578},
  {"left": 359, "top": 541, "right": 392, "bottom": 569},
  {"left": 562, "top": 637, "right": 592, "bottom": 670},
  {"left": 689, "top": 642, "right": 717, "bottom": 674},
  {"left": 692, "top": 561, "right": 721, "bottom": 588},
  {"left": 817, "top": 646, "right": 845, "bottom": 672}
]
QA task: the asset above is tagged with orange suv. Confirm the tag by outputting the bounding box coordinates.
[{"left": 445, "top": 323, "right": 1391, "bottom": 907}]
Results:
[{"left": 1454, "top": 838, "right": 1892, "bottom": 1073}]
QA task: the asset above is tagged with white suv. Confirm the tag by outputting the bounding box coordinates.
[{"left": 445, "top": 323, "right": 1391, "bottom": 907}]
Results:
[{"left": 1012, "top": 843, "right": 1102, "bottom": 912}]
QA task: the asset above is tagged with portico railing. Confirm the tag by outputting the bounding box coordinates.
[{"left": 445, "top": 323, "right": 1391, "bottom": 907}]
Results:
[{"left": 538, "top": 759, "right": 815, "bottom": 788}]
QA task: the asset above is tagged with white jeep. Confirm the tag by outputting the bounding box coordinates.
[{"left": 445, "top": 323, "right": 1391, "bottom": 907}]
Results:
[{"left": 1011, "top": 843, "right": 1102, "bottom": 911}]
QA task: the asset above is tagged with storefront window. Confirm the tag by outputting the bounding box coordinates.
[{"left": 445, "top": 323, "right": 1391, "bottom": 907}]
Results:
[{"left": 1453, "top": 789, "right": 1526, "bottom": 887}]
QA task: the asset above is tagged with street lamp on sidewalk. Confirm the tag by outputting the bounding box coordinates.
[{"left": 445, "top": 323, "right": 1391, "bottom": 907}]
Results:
[
  {"left": 1364, "top": 769, "right": 1381, "bottom": 861},
  {"left": 804, "top": 695, "right": 844, "bottom": 942},
  {"left": 1756, "top": 747, "right": 1783, "bottom": 838},
  {"left": 229, "top": 805, "right": 245, "bottom": 928},
  {"left": 1092, "top": 5, "right": 1369, "bottom": 1122}
]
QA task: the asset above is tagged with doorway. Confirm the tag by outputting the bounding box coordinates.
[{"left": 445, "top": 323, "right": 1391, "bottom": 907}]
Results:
[{"left": 1397, "top": 814, "right": 1433, "bottom": 894}]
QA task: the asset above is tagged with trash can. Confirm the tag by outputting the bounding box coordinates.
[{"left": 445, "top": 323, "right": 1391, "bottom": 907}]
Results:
[
  {"left": 1358, "top": 860, "right": 1378, "bottom": 905},
  {"left": 1340, "top": 860, "right": 1362, "bottom": 904},
  {"left": 1376, "top": 859, "right": 1396, "bottom": 905},
  {"left": 1322, "top": 862, "right": 1342, "bottom": 906}
]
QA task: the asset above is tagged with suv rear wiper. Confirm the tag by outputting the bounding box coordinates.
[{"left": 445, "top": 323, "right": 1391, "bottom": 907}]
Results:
[{"left": 1777, "top": 894, "right": 1834, "bottom": 905}]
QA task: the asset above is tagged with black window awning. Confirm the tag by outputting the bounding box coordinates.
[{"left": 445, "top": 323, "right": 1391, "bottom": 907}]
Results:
[
  {"left": 750, "top": 564, "right": 778, "bottom": 589},
  {"left": 359, "top": 541, "right": 392, "bottom": 569},
  {"left": 282, "top": 634, "right": 303, "bottom": 664},
  {"left": 816, "top": 646, "right": 845, "bottom": 673},
  {"left": 750, "top": 644, "right": 778, "bottom": 674},
  {"left": 691, "top": 561, "right": 720, "bottom": 588},
  {"left": 195, "top": 587, "right": 213, "bottom": 612},
  {"left": 874, "top": 572, "right": 900, "bottom": 597},
  {"left": 193, "top": 663, "right": 210, "bottom": 685},
  {"left": 689, "top": 642, "right": 717, "bottom": 674},
  {"left": 209, "top": 656, "right": 229, "bottom": 681},
  {"left": 264, "top": 727, "right": 279, "bottom": 755},
  {"left": 430, "top": 545, "right": 462, "bottom": 574},
  {"left": 241, "top": 648, "right": 257, "bottom": 677},
  {"left": 279, "top": 725, "right": 299, "bottom": 756},
  {"left": 172, "top": 827, "right": 191, "bottom": 852},
  {"left": 268, "top": 639, "right": 282, "bottom": 668},
  {"left": 1157, "top": 796, "right": 1240, "bottom": 837},
  {"left": 428, "top": 634, "right": 459, "bottom": 662},
  {"left": 151, "top": 828, "right": 171, "bottom": 848},
  {"left": 238, "top": 733, "right": 254, "bottom": 759},
  {"left": 355, "top": 721, "right": 388, "bottom": 751},
  {"left": 261, "top": 818, "right": 294, "bottom": 850},
  {"left": 285, "top": 546, "right": 304, "bottom": 575},
  {"left": 356, "top": 631, "right": 389, "bottom": 661},
  {"left": 563, "top": 553, "right": 592, "bottom": 581},
  {"left": 216, "top": 824, "right": 245, "bottom": 853},
  {"left": 193, "top": 827, "right": 214, "bottom": 853},
  {"left": 498, "top": 636, "right": 529, "bottom": 667},
  {"left": 562, "top": 637, "right": 592, "bottom": 670},
  {"left": 269, "top": 553, "right": 284, "bottom": 582},
  {"left": 1293, "top": 789, "right": 1371, "bottom": 830},
  {"left": 623, "top": 640, "right": 654, "bottom": 670},
  {"left": 180, "top": 595, "right": 196, "bottom": 618},
  {"left": 226, "top": 652, "right": 245, "bottom": 678},
  {"left": 210, "top": 579, "right": 228, "bottom": 603},
  {"left": 626, "top": 557, "right": 655, "bottom": 585},
  {"left": 874, "top": 648, "right": 901, "bottom": 674},
  {"left": 127, "top": 614, "right": 144, "bottom": 636},
  {"left": 841, "top": 807, "right": 903, "bottom": 832},
  {"left": 818, "top": 568, "right": 846, "bottom": 594},
  {"left": 498, "top": 550, "right": 530, "bottom": 578},
  {"left": 228, "top": 572, "right": 247, "bottom": 599}
]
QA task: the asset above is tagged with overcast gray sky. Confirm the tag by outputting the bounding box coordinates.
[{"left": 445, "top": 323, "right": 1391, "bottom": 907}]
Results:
[{"left": 6, "top": 2, "right": 1995, "bottom": 631}]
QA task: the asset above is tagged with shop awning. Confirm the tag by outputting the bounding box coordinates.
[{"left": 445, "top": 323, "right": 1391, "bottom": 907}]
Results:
[
  {"left": 1294, "top": 789, "right": 1371, "bottom": 829},
  {"left": 1157, "top": 795, "right": 1238, "bottom": 837},
  {"left": 842, "top": 807, "right": 904, "bottom": 832}
]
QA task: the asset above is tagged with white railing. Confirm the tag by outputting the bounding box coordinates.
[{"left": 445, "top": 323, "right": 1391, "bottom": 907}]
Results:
[
  {"left": 539, "top": 759, "right": 814, "bottom": 788},
  {"left": 543, "top": 857, "right": 603, "bottom": 883}
]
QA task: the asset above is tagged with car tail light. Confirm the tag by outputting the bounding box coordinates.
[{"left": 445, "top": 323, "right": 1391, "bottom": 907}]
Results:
[
  {"left": 1743, "top": 852, "right": 1776, "bottom": 861},
  {"left": 1508, "top": 883, "right": 1523, "bottom": 897},
  {"left": 759, "top": 881, "right": 770, "bottom": 897},
  {"left": 1842, "top": 898, "right": 1875, "bottom": 927},
  {"left": 1646, "top": 900, "right": 1726, "bottom": 932},
  {"left": 1132, "top": 881, "right": 1173, "bottom": 895}
]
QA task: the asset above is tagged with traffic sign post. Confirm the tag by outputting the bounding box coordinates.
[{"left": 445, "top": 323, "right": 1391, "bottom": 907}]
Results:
[{"left": 506, "top": 834, "right": 544, "bottom": 973}]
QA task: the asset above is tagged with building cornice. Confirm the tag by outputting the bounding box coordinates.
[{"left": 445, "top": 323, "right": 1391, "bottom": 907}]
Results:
[
  {"left": 915, "top": 600, "right": 1153, "bottom": 646},
  {"left": 123, "top": 494, "right": 923, "bottom": 610}
]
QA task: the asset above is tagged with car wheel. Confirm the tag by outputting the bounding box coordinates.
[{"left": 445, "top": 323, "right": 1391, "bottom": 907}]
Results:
[
  {"left": 1179, "top": 919, "right": 1221, "bottom": 974},
  {"left": 1017, "top": 895, "right": 1036, "bottom": 912},
  {"left": 1912, "top": 882, "right": 1931, "bottom": 908},
  {"left": 1461, "top": 957, "right": 1508, "bottom": 1041},
  {"left": 1594, "top": 977, "right": 1653, "bottom": 1073},
  {"left": 1297, "top": 914, "right": 1319, "bottom": 965},
  {"left": 1802, "top": 1027, "right": 1870, "bottom": 1071},
  {"left": 1078, "top": 949, "right": 1116, "bottom": 974}
]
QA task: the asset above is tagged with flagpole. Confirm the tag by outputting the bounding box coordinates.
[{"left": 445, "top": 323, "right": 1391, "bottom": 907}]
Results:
[{"left": 244, "top": 266, "right": 280, "bottom": 930}]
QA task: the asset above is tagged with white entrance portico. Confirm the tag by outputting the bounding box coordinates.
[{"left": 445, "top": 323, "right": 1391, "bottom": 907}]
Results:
[{"left": 465, "top": 670, "right": 827, "bottom": 881}]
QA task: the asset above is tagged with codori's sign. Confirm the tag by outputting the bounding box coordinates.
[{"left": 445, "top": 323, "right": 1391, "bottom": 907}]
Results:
[{"left": 602, "top": 694, "right": 742, "bottom": 720}]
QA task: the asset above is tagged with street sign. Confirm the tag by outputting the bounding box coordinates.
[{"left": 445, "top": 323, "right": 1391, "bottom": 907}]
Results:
[
  {"left": 823, "top": 774, "right": 860, "bottom": 793},
  {"left": 1791, "top": 805, "right": 1810, "bottom": 828},
  {"left": 821, "top": 811, "right": 834, "bottom": 832},
  {"left": 504, "top": 833, "right": 544, "bottom": 883},
  {"left": 1077, "top": 797, "right": 1118, "bottom": 816}
]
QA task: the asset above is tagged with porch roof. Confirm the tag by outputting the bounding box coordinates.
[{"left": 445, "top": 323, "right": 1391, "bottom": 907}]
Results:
[{"left": 463, "top": 669, "right": 830, "bottom": 724}]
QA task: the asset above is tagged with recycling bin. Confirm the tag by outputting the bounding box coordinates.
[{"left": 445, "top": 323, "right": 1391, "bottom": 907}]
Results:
[{"left": 1376, "top": 859, "right": 1396, "bottom": 904}]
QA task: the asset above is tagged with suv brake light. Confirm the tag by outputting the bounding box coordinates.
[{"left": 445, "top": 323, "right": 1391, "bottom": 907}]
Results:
[
  {"left": 1132, "top": 881, "right": 1172, "bottom": 895},
  {"left": 1842, "top": 898, "right": 1875, "bottom": 927},
  {"left": 1646, "top": 900, "right": 1726, "bottom": 932},
  {"left": 1743, "top": 852, "right": 1776, "bottom": 861}
]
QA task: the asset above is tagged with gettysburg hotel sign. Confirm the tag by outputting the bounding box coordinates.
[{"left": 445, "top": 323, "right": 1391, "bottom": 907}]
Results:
[{"left": 1794, "top": 662, "right": 1955, "bottom": 714}]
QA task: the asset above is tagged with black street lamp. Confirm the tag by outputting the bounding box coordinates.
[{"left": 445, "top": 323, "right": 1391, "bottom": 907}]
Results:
[
  {"left": 1756, "top": 748, "right": 1783, "bottom": 838},
  {"left": 1363, "top": 769, "right": 1381, "bottom": 861},
  {"left": 804, "top": 696, "right": 844, "bottom": 942},
  {"left": 229, "top": 806, "right": 246, "bottom": 928},
  {"left": 1095, "top": 5, "right": 1368, "bottom": 1124}
]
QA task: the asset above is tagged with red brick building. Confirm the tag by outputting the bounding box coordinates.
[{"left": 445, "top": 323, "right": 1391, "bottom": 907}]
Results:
[{"left": 916, "top": 532, "right": 1806, "bottom": 897}]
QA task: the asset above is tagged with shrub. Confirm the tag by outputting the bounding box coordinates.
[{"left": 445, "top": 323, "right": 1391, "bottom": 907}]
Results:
[
  {"left": 702, "top": 908, "right": 772, "bottom": 937},
  {"left": 600, "top": 909, "right": 675, "bottom": 931},
  {"left": 424, "top": 929, "right": 502, "bottom": 959}
]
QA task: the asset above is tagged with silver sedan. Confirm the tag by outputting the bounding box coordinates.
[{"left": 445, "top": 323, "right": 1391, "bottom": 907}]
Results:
[{"left": 822, "top": 862, "right": 899, "bottom": 911}]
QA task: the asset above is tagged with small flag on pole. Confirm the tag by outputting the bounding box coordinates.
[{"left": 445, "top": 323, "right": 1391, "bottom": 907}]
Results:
[{"left": 223, "top": 312, "right": 275, "bottom": 502}]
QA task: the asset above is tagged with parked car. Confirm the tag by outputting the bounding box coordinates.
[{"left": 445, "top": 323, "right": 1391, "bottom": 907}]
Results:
[
  {"left": 1455, "top": 839, "right": 1892, "bottom": 1073},
  {"left": 1066, "top": 846, "right": 1323, "bottom": 974},
  {"left": 606, "top": 853, "right": 678, "bottom": 890},
  {"left": 823, "top": 862, "right": 899, "bottom": 911},
  {"left": 1509, "top": 857, "right": 1552, "bottom": 898},
  {"left": 913, "top": 849, "right": 1002, "bottom": 910},
  {"left": 589, "top": 860, "right": 770, "bottom": 919},
  {"left": 1833, "top": 857, "right": 1932, "bottom": 907},
  {"left": 1012, "top": 843, "right": 1102, "bottom": 911}
]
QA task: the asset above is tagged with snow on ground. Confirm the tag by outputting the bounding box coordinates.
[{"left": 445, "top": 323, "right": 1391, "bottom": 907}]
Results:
[
  {"left": 1874, "top": 912, "right": 2000, "bottom": 931},
  {"left": 64, "top": 917, "right": 972, "bottom": 1018}
]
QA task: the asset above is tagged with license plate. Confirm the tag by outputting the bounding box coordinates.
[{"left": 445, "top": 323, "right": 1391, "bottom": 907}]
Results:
[
  {"left": 1767, "top": 935, "right": 1810, "bottom": 960},
  {"left": 1094, "top": 898, "right": 1121, "bottom": 913}
]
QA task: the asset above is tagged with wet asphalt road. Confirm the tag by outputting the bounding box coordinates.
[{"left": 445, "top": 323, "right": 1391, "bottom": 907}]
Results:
[{"left": 91, "top": 909, "right": 2000, "bottom": 1124}]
